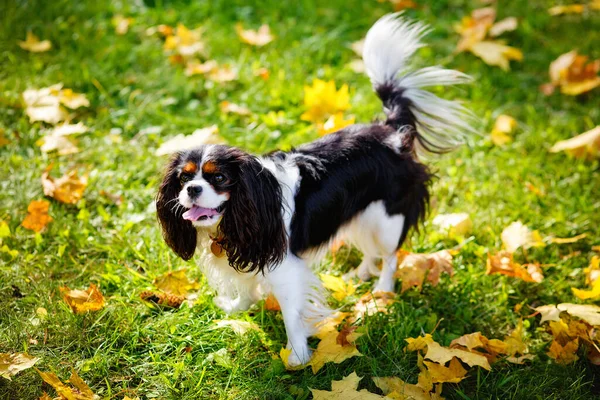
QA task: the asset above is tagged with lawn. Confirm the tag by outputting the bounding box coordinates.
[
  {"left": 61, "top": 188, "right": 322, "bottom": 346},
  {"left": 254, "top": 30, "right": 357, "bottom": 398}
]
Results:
[{"left": 1, "top": 0, "right": 600, "bottom": 399}]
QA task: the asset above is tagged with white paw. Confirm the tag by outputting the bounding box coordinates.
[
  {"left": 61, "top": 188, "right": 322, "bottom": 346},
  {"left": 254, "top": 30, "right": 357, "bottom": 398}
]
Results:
[
  {"left": 373, "top": 278, "right": 395, "bottom": 294},
  {"left": 343, "top": 265, "right": 373, "bottom": 282},
  {"left": 286, "top": 343, "right": 312, "bottom": 367}
]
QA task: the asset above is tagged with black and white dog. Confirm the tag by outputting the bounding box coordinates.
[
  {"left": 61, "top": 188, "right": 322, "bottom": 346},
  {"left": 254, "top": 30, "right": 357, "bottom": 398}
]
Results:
[{"left": 157, "top": 14, "right": 473, "bottom": 366}]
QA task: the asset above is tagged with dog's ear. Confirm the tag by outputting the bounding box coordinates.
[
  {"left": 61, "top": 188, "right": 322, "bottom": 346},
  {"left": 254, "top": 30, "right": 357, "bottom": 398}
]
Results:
[
  {"left": 156, "top": 155, "right": 197, "bottom": 260},
  {"left": 218, "top": 155, "right": 287, "bottom": 273}
]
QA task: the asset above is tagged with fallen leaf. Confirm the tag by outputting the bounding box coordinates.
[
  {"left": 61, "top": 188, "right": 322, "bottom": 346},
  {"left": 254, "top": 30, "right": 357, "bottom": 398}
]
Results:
[
  {"left": 432, "top": 213, "right": 472, "bottom": 237},
  {"left": 112, "top": 15, "right": 133, "bottom": 35},
  {"left": 235, "top": 24, "right": 274, "bottom": 46},
  {"left": 317, "top": 113, "right": 355, "bottom": 135},
  {"left": 425, "top": 341, "right": 491, "bottom": 370},
  {"left": 36, "top": 368, "right": 99, "bottom": 400},
  {"left": 545, "top": 51, "right": 600, "bottom": 95},
  {"left": 536, "top": 305, "right": 562, "bottom": 324},
  {"left": 547, "top": 338, "right": 580, "bottom": 364},
  {"left": 505, "top": 354, "right": 535, "bottom": 364},
  {"left": 548, "top": 4, "right": 586, "bottom": 15},
  {"left": 423, "top": 357, "right": 468, "bottom": 383},
  {"left": 353, "top": 291, "right": 395, "bottom": 320},
  {"left": 42, "top": 166, "right": 88, "bottom": 204},
  {"left": 18, "top": 31, "right": 52, "bottom": 52},
  {"left": 58, "top": 88, "right": 90, "bottom": 110},
  {"left": 455, "top": 7, "right": 497, "bottom": 52},
  {"left": 396, "top": 250, "right": 454, "bottom": 292},
  {"left": 469, "top": 41, "right": 523, "bottom": 71},
  {"left": 486, "top": 251, "right": 544, "bottom": 283},
  {"left": 264, "top": 294, "right": 281, "bottom": 311},
  {"left": 38, "top": 135, "right": 79, "bottom": 155},
  {"left": 155, "top": 126, "right": 223, "bottom": 156},
  {"left": 557, "top": 303, "right": 600, "bottom": 326},
  {"left": 405, "top": 334, "right": 435, "bottom": 352},
  {"left": 219, "top": 101, "right": 251, "bottom": 116},
  {"left": 0, "top": 220, "right": 10, "bottom": 238},
  {"left": 22, "top": 84, "right": 68, "bottom": 124},
  {"left": 372, "top": 376, "right": 432, "bottom": 399},
  {"left": 208, "top": 65, "right": 238, "bottom": 83},
  {"left": 21, "top": 200, "right": 53, "bottom": 232},
  {"left": 301, "top": 79, "right": 350, "bottom": 123},
  {"left": 488, "top": 17, "right": 518, "bottom": 37},
  {"left": 320, "top": 273, "right": 356, "bottom": 301},
  {"left": 184, "top": 59, "right": 217, "bottom": 76},
  {"left": 312, "top": 372, "right": 385, "bottom": 400},
  {"left": 164, "top": 23, "right": 205, "bottom": 58},
  {"left": 153, "top": 269, "right": 200, "bottom": 296},
  {"left": 450, "top": 332, "right": 486, "bottom": 351},
  {"left": 550, "top": 126, "right": 600, "bottom": 160},
  {"left": 503, "top": 319, "right": 527, "bottom": 356},
  {"left": 584, "top": 256, "right": 600, "bottom": 286},
  {"left": 490, "top": 114, "right": 517, "bottom": 146},
  {"left": 501, "top": 221, "right": 545, "bottom": 252},
  {"left": 212, "top": 319, "right": 261, "bottom": 336},
  {"left": 0, "top": 353, "right": 39, "bottom": 380},
  {"left": 139, "top": 290, "right": 184, "bottom": 308},
  {"left": 59, "top": 283, "right": 105, "bottom": 314}
]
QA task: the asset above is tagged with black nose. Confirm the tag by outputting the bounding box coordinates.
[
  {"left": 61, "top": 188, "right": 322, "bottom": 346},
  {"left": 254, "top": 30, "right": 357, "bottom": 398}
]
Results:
[{"left": 187, "top": 185, "right": 203, "bottom": 197}]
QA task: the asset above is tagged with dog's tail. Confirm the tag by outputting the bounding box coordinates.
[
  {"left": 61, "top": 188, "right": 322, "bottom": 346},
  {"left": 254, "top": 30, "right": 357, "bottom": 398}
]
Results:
[{"left": 363, "top": 13, "right": 475, "bottom": 154}]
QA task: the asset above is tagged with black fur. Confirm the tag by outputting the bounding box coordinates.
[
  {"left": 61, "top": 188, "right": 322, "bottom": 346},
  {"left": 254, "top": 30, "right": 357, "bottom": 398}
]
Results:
[{"left": 156, "top": 154, "right": 198, "bottom": 260}]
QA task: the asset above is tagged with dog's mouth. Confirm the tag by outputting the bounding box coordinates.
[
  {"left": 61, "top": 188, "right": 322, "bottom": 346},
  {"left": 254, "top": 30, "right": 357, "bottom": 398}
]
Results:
[{"left": 182, "top": 205, "right": 225, "bottom": 221}]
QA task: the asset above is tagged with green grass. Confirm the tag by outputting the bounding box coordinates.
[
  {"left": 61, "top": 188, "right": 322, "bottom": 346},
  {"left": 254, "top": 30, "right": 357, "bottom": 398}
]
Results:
[{"left": 1, "top": 0, "right": 600, "bottom": 399}]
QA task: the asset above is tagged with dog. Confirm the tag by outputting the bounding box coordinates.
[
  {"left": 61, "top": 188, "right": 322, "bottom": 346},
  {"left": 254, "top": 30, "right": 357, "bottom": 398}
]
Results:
[{"left": 156, "top": 13, "right": 473, "bottom": 366}]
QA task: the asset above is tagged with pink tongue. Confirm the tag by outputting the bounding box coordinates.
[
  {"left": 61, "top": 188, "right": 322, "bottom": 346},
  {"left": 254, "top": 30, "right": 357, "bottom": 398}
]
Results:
[{"left": 182, "top": 206, "right": 219, "bottom": 221}]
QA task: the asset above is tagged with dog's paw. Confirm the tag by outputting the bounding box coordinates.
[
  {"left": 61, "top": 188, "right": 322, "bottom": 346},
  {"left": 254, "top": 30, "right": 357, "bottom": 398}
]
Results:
[
  {"left": 373, "top": 278, "right": 395, "bottom": 294},
  {"left": 343, "top": 264, "right": 373, "bottom": 282},
  {"left": 286, "top": 344, "right": 312, "bottom": 367}
]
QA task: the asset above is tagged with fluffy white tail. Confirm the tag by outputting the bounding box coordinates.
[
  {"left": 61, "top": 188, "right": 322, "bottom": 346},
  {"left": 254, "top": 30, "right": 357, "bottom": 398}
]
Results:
[{"left": 363, "top": 13, "right": 475, "bottom": 153}]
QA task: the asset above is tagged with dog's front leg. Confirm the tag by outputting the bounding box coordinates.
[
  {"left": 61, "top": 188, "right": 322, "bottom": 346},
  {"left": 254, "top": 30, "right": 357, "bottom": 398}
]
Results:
[{"left": 266, "top": 254, "right": 314, "bottom": 367}]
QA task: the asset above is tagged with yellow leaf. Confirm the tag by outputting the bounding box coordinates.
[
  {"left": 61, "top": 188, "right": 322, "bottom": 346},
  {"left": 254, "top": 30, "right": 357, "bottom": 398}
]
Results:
[
  {"left": 42, "top": 166, "right": 88, "bottom": 205},
  {"left": 450, "top": 332, "right": 486, "bottom": 351},
  {"left": 503, "top": 319, "right": 527, "bottom": 356},
  {"left": 455, "top": 7, "right": 496, "bottom": 52},
  {"left": 320, "top": 273, "right": 355, "bottom": 301},
  {"left": 309, "top": 327, "right": 362, "bottom": 373},
  {"left": 57, "top": 88, "right": 90, "bottom": 109},
  {"left": 432, "top": 212, "right": 472, "bottom": 237},
  {"left": 235, "top": 24, "right": 274, "bottom": 47},
  {"left": 164, "top": 24, "right": 205, "bottom": 58},
  {"left": 490, "top": 114, "right": 517, "bottom": 146},
  {"left": 561, "top": 77, "right": 600, "bottom": 95},
  {"left": 372, "top": 376, "right": 432, "bottom": 399},
  {"left": 36, "top": 368, "right": 99, "bottom": 400},
  {"left": 212, "top": 319, "right": 261, "bottom": 336},
  {"left": 547, "top": 51, "right": 600, "bottom": 95},
  {"left": 425, "top": 341, "right": 491, "bottom": 370},
  {"left": 486, "top": 251, "right": 544, "bottom": 283},
  {"left": 0, "top": 353, "right": 39, "bottom": 380},
  {"left": 396, "top": 250, "right": 454, "bottom": 292},
  {"left": 572, "top": 278, "right": 600, "bottom": 300},
  {"left": 184, "top": 59, "right": 217, "bottom": 76},
  {"left": 317, "top": 113, "right": 355, "bottom": 136},
  {"left": 557, "top": 303, "right": 600, "bottom": 326},
  {"left": 501, "top": 221, "right": 545, "bottom": 252},
  {"left": 469, "top": 41, "right": 523, "bottom": 71},
  {"left": 18, "top": 31, "right": 52, "bottom": 52},
  {"left": 311, "top": 372, "right": 385, "bottom": 400},
  {"left": 0, "top": 220, "right": 11, "bottom": 238},
  {"left": 489, "top": 17, "right": 518, "bottom": 37},
  {"left": 548, "top": 4, "right": 586, "bottom": 16},
  {"left": 423, "top": 357, "right": 468, "bottom": 383},
  {"left": 547, "top": 339, "right": 579, "bottom": 364},
  {"left": 60, "top": 284, "right": 105, "bottom": 314},
  {"left": 584, "top": 256, "right": 600, "bottom": 286},
  {"left": 550, "top": 126, "right": 600, "bottom": 160},
  {"left": 153, "top": 269, "right": 200, "bottom": 296},
  {"left": 405, "top": 334, "right": 434, "bottom": 352},
  {"left": 155, "top": 126, "right": 223, "bottom": 156},
  {"left": 21, "top": 200, "right": 53, "bottom": 232},
  {"left": 301, "top": 79, "right": 350, "bottom": 123},
  {"left": 219, "top": 101, "right": 251, "bottom": 116}
]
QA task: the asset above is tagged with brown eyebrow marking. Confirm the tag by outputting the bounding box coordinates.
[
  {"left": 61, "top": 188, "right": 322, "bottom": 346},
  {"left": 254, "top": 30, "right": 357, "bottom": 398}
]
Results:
[
  {"left": 182, "top": 161, "right": 198, "bottom": 174},
  {"left": 202, "top": 161, "right": 218, "bottom": 174}
]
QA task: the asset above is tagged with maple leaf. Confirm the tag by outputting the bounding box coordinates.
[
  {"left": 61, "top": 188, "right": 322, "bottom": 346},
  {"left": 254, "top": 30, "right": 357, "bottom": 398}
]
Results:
[
  {"left": 536, "top": 305, "right": 562, "bottom": 324},
  {"left": 21, "top": 199, "right": 53, "bottom": 232},
  {"left": 311, "top": 372, "right": 385, "bottom": 400},
  {"left": 557, "top": 303, "right": 600, "bottom": 326},
  {"left": 502, "top": 319, "right": 528, "bottom": 356},
  {"left": 42, "top": 165, "right": 88, "bottom": 205},
  {"left": 155, "top": 126, "right": 223, "bottom": 156},
  {"left": 548, "top": 338, "right": 580, "bottom": 364},
  {"left": 501, "top": 221, "right": 545, "bottom": 252},
  {"left": 57, "top": 88, "right": 90, "bottom": 110},
  {"left": 235, "top": 24, "right": 274, "bottom": 47},
  {"left": 164, "top": 24, "right": 205, "bottom": 58},
  {"left": 405, "top": 334, "right": 435, "bottom": 352},
  {"left": 450, "top": 332, "right": 486, "bottom": 351},
  {"left": 219, "top": 101, "right": 251, "bottom": 116},
  {"left": 18, "top": 31, "right": 52, "bottom": 52},
  {"left": 544, "top": 51, "right": 600, "bottom": 96},
  {"left": 432, "top": 213, "right": 472, "bottom": 237},
  {"left": 423, "top": 357, "right": 468, "bottom": 383},
  {"left": 317, "top": 113, "right": 355, "bottom": 136},
  {"left": 22, "top": 84, "right": 68, "bottom": 124},
  {"left": 550, "top": 126, "right": 600, "bottom": 160},
  {"left": 112, "top": 15, "right": 133, "bottom": 35},
  {"left": 396, "top": 250, "right": 454, "bottom": 293},
  {"left": 60, "top": 283, "right": 105, "bottom": 314},
  {"left": 425, "top": 341, "right": 491, "bottom": 370},
  {"left": 469, "top": 41, "right": 523, "bottom": 71},
  {"left": 301, "top": 79, "right": 350, "bottom": 123},
  {"left": 36, "top": 368, "right": 99, "bottom": 400},
  {"left": 0, "top": 353, "right": 39, "bottom": 380},
  {"left": 153, "top": 269, "right": 200, "bottom": 296},
  {"left": 490, "top": 114, "right": 517, "bottom": 146},
  {"left": 208, "top": 65, "right": 238, "bottom": 83},
  {"left": 372, "top": 375, "right": 433, "bottom": 399},
  {"left": 309, "top": 325, "right": 362, "bottom": 373},
  {"left": 486, "top": 251, "right": 544, "bottom": 283},
  {"left": 140, "top": 290, "right": 184, "bottom": 308},
  {"left": 320, "top": 273, "right": 356, "bottom": 301},
  {"left": 212, "top": 319, "right": 261, "bottom": 336},
  {"left": 353, "top": 291, "right": 395, "bottom": 320},
  {"left": 37, "top": 122, "right": 87, "bottom": 155}
]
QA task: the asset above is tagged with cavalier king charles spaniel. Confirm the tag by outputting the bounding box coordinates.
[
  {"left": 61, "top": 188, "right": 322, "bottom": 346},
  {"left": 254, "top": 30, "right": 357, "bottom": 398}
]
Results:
[{"left": 157, "top": 14, "right": 474, "bottom": 366}]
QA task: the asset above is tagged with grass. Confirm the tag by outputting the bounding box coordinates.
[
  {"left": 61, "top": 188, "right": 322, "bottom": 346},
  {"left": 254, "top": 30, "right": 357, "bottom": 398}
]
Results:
[{"left": 1, "top": 0, "right": 599, "bottom": 398}]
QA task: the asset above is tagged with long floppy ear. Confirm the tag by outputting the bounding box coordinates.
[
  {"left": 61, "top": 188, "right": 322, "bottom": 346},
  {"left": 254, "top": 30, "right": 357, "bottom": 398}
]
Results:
[
  {"left": 218, "top": 155, "right": 287, "bottom": 273},
  {"left": 156, "top": 156, "right": 197, "bottom": 260}
]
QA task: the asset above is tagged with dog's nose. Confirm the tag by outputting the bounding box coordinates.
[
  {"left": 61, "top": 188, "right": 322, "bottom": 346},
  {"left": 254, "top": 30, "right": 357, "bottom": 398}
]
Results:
[{"left": 187, "top": 185, "right": 203, "bottom": 197}]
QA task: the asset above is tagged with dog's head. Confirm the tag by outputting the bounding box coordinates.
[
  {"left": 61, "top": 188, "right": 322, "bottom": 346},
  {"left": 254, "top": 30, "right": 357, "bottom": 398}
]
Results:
[{"left": 156, "top": 144, "right": 287, "bottom": 273}]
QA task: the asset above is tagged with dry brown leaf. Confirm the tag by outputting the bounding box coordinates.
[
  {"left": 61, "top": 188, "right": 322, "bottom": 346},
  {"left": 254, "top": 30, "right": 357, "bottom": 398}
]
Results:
[
  {"left": 486, "top": 251, "right": 544, "bottom": 283},
  {"left": 21, "top": 200, "right": 53, "bottom": 232},
  {"left": 139, "top": 290, "right": 184, "bottom": 308},
  {"left": 501, "top": 221, "right": 545, "bottom": 252},
  {"left": 432, "top": 213, "right": 472, "bottom": 237},
  {"left": 548, "top": 338, "right": 580, "bottom": 364},
  {"left": 490, "top": 114, "right": 517, "bottom": 146},
  {"left": 396, "top": 250, "right": 454, "bottom": 293},
  {"left": 153, "top": 269, "right": 200, "bottom": 296},
  {"left": 18, "top": 31, "right": 52, "bottom": 52},
  {"left": 212, "top": 319, "right": 261, "bottom": 336},
  {"left": 42, "top": 166, "right": 88, "bottom": 205},
  {"left": 60, "top": 284, "right": 105, "bottom": 314},
  {"left": 36, "top": 368, "right": 99, "bottom": 400},
  {"left": 235, "top": 24, "right": 274, "bottom": 46},
  {"left": 550, "top": 126, "right": 600, "bottom": 160},
  {"left": 219, "top": 101, "right": 251, "bottom": 116},
  {"left": 425, "top": 341, "right": 491, "bottom": 370},
  {"left": 0, "top": 353, "right": 39, "bottom": 380},
  {"left": 312, "top": 372, "right": 385, "bottom": 400}
]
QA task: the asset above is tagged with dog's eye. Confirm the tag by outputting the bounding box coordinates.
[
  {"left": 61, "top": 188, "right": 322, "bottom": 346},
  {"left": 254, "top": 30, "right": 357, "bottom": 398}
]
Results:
[
  {"left": 180, "top": 173, "right": 193, "bottom": 183},
  {"left": 213, "top": 173, "right": 225, "bottom": 183}
]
